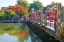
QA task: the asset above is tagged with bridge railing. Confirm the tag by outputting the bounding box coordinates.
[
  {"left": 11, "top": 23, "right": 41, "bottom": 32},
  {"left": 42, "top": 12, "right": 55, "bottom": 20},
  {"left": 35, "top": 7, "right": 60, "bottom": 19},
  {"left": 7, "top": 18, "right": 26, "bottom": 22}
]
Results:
[{"left": 26, "top": 3, "right": 64, "bottom": 38}]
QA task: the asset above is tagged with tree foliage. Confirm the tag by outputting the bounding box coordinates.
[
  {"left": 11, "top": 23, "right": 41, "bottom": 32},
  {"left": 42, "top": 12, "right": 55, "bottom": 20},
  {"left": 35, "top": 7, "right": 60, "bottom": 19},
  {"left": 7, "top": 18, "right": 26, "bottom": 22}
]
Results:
[
  {"left": 4, "top": 10, "right": 16, "bottom": 19},
  {"left": 29, "top": 0, "right": 43, "bottom": 11},
  {"left": 62, "top": 6, "right": 64, "bottom": 10},
  {"left": 7, "top": 10, "right": 16, "bottom": 15},
  {"left": 17, "top": 0, "right": 29, "bottom": 8},
  {"left": 47, "top": 1, "right": 56, "bottom": 7},
  {"left": 10, "top": 5, "right": 29, "bottom": 16},
  {"left": 0, "top": 10, "right": 5, "bottom": 20},
  {"left": 43, "top": 1, "right": 56, "bottom": 14},
  {"left": 0, "top": 10, "right": 5, "bottom": 16}
]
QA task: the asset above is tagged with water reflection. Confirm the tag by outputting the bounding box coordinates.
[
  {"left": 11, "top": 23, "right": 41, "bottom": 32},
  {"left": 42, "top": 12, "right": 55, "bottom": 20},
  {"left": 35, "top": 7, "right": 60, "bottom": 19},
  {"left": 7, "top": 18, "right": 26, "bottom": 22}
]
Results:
[
  {"left": 0, "top": 23, "right": 46, "bottom": 42},
  {"left": 0, "top": 23, "right": 31, "bottom": 42},
  {"left": 29, "top": 31, "right": 42, "bottom": 42}
]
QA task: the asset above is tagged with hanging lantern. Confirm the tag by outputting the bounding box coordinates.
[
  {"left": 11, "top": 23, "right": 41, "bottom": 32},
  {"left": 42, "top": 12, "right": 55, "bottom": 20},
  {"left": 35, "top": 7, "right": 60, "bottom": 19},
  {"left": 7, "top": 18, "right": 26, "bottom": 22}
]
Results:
[
  {"left": 37, "top": 17, "right": 40, "bottom": 20},
  {"left": 36, "top": 11, "right": 41, "bottom": 15},
  {"left": 50, "top": 15, "right": 54, "bottom": 18},
  {"left": 36, "top": 11, "right": 40, "bottom": 20},
  {"left": 49, "top": 9, "right": 54, "bottom": 14},
  {"left": 50, "top": 20, "right": 54, "bottom": 22},
  {"left": 31, "top": 14, "right": 34, "bottom": 19},
  {"left": 49, "top": 9, "right": 54, "bottom": 22}
]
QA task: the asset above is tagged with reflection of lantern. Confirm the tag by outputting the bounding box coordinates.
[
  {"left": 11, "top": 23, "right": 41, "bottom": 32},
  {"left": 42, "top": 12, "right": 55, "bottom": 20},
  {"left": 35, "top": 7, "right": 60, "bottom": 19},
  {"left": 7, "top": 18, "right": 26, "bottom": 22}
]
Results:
[{"left": 49, "top": 9, "right": 54, "bottom": 22}]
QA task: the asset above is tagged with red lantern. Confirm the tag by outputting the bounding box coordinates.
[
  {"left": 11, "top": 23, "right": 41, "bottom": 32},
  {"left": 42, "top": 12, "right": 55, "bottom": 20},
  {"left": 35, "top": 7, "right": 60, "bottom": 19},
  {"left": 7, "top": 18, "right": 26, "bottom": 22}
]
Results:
[
  {"left": 31, "top": 14, "right": 34, "bottom": 19},
  {"left": 36, "top": 11, "right": 41, "bottom": 15},
  {"left": 49, "top": 9, "right": 54, "bottom": 22},
  {"left": 50, "top": 15, "right": 54, "bottom": 18},
  {"left": 49, "top": 9, "right": 54, "bottom": 14},
  {"left": 31, "top": 14, "right": 34, "bottom": 17},
  {"left": 36, "top": 11, "right": 40, "bottom": 20},
  {"left": 50, "top": 20, "right": 53, "bottom": 22},
  {"left": 37, "top": 17, "right": 40, "bottom": 20}
]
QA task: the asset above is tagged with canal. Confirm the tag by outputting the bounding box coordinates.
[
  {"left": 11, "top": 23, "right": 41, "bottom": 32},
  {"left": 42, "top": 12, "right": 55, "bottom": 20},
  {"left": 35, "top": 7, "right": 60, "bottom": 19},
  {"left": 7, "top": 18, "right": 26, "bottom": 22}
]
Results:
[{"left": 0, "top": 23, "right": 51, "bottom": 42}]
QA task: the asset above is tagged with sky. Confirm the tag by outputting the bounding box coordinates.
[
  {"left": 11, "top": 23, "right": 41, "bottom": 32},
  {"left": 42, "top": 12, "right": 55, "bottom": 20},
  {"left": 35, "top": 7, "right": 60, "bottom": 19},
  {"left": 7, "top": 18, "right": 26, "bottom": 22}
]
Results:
[{"left": 0, "top": 0, "right": 64, "bottom": 9}]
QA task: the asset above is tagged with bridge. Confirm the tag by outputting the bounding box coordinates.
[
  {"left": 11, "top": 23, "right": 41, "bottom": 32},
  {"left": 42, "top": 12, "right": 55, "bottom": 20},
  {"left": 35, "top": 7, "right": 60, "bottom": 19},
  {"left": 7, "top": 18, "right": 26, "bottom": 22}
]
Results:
[{"left": 25, "top": 3, "right": 64, "bottom": 42}]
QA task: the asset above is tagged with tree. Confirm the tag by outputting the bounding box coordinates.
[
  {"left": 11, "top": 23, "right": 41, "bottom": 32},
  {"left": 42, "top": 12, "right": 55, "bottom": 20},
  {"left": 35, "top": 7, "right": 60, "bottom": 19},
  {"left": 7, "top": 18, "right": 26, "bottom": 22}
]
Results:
[
  {"left": 17, "top": 0, "right": 29, "bottom": 8},
  {"left": 0, "top": 10, "right": 5, "bottom": 16},
  {"left": 0, "top": 10, "right": 5, "bottom": 20},
  {"left": 7, "top": 10, "right": 16, "bottom": 17},
  {"left": 47, "top": 1, "right": 56, "bottom": 7},
  {"left": 62, "top": 6, "right": 64, "bottom": 10},
  {"left": 43, "top": 1, "right": 56, "bottom": 14},
  {"left": 10, "top": 5, "right": 29, "bottom": 17},
  {"left": 4, "top": 10, "right": 16, "bottom": 19},
  {"left": 29, "top": 0, "right": 43, "bottom": 12}
]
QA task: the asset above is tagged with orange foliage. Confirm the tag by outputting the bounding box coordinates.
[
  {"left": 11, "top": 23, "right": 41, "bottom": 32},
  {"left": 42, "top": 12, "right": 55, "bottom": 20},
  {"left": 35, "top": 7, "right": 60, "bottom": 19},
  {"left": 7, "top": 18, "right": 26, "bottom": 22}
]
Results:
[
  {"left": 10, "top": 5, "right": 27, "bottom": 12},
  {"left": 13, "top": 30, "right": 28, "bottom": 38},
  {"left": 9, "top": 5, "right": 28, "bottom": 16},
  {"left": 19, "top": 31, "right": 28, "bottom": 38}
]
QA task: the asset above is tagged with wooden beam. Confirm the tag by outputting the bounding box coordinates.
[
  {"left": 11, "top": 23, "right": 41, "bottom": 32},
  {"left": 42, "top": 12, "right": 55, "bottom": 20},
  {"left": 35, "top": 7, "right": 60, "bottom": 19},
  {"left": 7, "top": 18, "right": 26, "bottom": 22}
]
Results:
[
  {"left": 39, "top": 8, "right": 44, "bottom": 26},
  {"left": 34, "top": 10, "right": 37, "bottom": 23},
  {"left": 56, "top": 3, "right": 62, "bottom": 38}
]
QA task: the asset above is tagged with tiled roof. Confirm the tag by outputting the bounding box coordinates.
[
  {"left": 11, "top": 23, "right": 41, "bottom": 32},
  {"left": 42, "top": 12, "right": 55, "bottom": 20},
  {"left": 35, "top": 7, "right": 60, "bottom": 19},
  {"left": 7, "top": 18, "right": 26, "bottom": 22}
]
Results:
[{"left": 1, "top": 7, "right": 8, "bottom": 11}]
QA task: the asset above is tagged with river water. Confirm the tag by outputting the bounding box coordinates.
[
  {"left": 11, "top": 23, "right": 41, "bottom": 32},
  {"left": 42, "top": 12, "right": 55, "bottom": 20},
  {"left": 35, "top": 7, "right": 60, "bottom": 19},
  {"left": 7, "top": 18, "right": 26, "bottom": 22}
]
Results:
[
  {"left": 0, "top": 23, "right": 54, "bottom": 42},
  {"left": 0, "top": 23, "right": 43, "bottom": 42}
]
